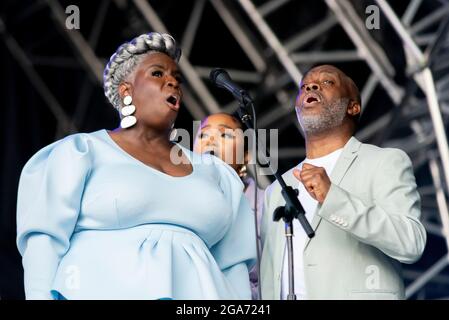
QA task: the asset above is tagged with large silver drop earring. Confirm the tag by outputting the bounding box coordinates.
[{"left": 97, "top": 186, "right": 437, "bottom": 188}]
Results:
[
  {"left": 169, "top": 123, "right": 179, "bottom": 142},
  {"left": 120, "top": 95, "right": 137, "bottom": 129}
]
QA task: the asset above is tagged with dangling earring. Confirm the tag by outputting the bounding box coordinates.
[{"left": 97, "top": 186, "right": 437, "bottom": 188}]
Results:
[
  {"left": 238, "top": 164, "right": 248, "bottom": 179},
  {"left": 169, "top": 127, "right": 178, "bottom": 142},
  {"left": 120, "top": 95, "right": 136, "bottom": 129}
]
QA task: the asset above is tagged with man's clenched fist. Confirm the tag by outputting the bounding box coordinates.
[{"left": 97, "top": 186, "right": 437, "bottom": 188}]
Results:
[{"left": 293, "top": 163, "right": 331, "bottom": 203}]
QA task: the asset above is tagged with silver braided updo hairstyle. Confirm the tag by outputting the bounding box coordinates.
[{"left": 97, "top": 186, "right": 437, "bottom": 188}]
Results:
[{"left": 103, "top": 32, "right": 182, "bottom": 111}]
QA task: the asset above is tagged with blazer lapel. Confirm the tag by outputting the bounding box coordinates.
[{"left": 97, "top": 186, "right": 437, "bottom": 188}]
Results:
[
  {"left": 328, "top": 137, "right": 361, "bottom": 185},
  {"left": 303, "top": 137, "right": 362, "bottom": 250}
]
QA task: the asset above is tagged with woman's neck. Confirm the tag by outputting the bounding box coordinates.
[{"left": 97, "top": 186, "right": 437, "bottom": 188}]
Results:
[{"left": 113, "top": 126, "right": 172, "bottom": 149}]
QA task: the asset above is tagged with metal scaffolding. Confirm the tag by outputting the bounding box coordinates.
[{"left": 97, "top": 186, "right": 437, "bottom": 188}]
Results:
[{"left": 2, "top": 0, "right": 449, "bottom": 299}]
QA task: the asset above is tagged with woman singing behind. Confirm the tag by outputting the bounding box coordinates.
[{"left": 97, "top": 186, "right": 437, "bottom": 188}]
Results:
[
  {"left": 16, "top": 32, "right": 255, "bottom": 300},
  {"left": 193, "top": 113, "right": 264, "bottom": 299}
]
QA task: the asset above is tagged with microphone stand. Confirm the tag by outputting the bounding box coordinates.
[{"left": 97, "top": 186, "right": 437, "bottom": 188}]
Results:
[{"left": 236, "top": 91, "right": 315, "bottom": 301}]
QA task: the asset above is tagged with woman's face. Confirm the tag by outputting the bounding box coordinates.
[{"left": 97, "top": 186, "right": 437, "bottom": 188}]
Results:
[
  {"left": 121, "top": 52, "right": 182, "bottom": 131},
  {"left": 194, "top": 114, "right": 247, "bottom": 171}
]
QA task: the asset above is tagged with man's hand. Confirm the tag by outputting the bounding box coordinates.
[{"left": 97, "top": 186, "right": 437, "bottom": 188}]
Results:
[{"left": 293, "top": 163, "right": 331, "bottom": 203}]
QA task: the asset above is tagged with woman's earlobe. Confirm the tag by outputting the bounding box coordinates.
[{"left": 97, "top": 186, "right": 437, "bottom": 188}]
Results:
[{"left": 118, "top": 83, "right": 132, "bottom": 99}]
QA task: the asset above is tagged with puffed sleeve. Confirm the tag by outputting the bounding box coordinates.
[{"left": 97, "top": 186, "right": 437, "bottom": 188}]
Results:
[
  {"left": 16, "top": 134, "right": 92, "bottom": 299},
  {"left": 209, "top": 158, "right": 257, "bottom": 299}
]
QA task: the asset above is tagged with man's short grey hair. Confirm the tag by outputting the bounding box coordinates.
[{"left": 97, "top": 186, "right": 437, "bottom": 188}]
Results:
[{"left": 103, "top": 32, "right": 182, "bottom": 111}]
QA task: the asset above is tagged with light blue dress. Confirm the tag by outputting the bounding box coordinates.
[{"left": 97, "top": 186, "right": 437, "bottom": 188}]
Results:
[{"left": 16, "top": 129, "right": 256, "bottom": 300}]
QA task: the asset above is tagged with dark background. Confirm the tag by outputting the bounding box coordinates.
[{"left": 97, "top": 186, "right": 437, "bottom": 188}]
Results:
[{"left": 1, "top": 0, "right": 449, "bottom": 299}]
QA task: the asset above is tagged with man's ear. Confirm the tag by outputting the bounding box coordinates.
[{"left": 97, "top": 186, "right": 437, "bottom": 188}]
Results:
[
  {"left": 118, "top": 82, "right": 133, "bottom": 100},
  {"left": 347, "top": 100, "right": 361, "bottom": 117}
]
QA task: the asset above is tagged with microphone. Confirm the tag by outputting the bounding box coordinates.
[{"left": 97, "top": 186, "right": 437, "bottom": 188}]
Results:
[{"left": 209, "top": 68, "right": 251, "bottom": 103}]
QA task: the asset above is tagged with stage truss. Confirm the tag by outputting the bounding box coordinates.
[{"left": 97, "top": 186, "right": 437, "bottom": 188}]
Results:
[{"left": 2, "top": 0, "right": 449, "bottom": 299}]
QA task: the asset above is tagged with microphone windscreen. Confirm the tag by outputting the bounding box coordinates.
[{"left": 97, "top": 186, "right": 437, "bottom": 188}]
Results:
[{"left": 209, "top": 68, "right": 226, "bottom": 84}]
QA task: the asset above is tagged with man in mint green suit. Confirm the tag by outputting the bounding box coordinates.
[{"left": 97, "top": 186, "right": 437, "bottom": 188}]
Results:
[{"left": 260, "top": 65, "right": 426, "bottom": 300}]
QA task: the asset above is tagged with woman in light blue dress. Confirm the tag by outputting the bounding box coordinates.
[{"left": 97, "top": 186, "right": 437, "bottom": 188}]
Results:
[{"left": 16, "top": 32, "right": 256, "bottom": 300}]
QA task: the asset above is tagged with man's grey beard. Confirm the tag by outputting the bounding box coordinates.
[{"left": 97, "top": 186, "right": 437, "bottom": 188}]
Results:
[{"left": 297, "top": 97, "right": 350, "bottom": 135}]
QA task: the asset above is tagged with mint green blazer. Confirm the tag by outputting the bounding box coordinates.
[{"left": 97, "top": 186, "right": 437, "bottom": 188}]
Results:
[{"left": 260, "top": 137, "right": 426, "bottom": 300}]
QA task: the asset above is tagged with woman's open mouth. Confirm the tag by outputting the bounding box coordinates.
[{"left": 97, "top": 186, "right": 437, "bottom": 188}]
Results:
[{"left": 166, "top": 94, "right": 180, "bottom": 111}]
